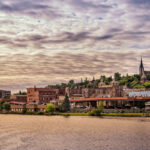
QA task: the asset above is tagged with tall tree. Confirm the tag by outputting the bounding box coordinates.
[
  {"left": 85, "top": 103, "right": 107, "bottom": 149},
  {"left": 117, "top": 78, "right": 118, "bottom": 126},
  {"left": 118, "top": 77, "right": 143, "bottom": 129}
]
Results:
[
  {"left": 0, "top": 101, "right": 4, "bottom": 111},
  {"left": 114, "top": 72, "right": 121, "bottom": 81},
  {"left": 61, "top": 93, "right": 70, "bottom": 112}
]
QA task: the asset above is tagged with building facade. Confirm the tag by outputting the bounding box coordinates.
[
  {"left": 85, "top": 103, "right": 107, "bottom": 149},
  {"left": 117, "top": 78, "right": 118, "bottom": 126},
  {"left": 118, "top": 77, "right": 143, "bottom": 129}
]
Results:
[
  {"left": 27, "top": 87, "right": 59, "bottom": 104},
  {"left": 11, "top": 94, "right": 27, "bottom": 103},
  {"left": 0, "top": 90, "right": 11, "bottom": 98},
  {"left": 65, "top": 79, "right": 123, "bottom": 99}
]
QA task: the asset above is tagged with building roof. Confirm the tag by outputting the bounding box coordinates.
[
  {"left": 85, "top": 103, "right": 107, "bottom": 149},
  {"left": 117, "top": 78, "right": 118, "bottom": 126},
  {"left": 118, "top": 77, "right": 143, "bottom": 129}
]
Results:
[
  {"left": 70, "top": 97, "right": 150, "bottom": 102},
  {"left": 27, "top": 88, "right": 58, "bottom": 92},
  {"left": 10, "top": 101, "right": 26, "bottom": 105}
]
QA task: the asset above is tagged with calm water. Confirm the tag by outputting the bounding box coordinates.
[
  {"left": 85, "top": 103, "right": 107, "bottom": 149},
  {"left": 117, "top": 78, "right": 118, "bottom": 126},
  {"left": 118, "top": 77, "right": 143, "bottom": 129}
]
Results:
[{"left": 0, "top": 115, "right": 150, "bottom": 150}]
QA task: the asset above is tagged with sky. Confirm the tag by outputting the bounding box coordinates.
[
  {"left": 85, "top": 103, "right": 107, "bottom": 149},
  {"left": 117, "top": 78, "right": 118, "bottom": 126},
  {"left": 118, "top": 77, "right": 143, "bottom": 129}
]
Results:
[{"left": 0, "top": 0, "right": 150, "bottom": 92}]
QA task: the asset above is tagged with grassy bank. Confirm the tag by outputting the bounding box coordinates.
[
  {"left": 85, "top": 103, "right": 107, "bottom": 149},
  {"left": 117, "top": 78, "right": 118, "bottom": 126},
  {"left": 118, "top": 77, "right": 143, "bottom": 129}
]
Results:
[
  {"left": 58, "top": 112, "right": 89, "bottom": 116},
  {"left": 58, "top": 112, "right": 149, "bottom": 117},
  {"left": 1, "top": 112, "right": 150, "bottom": 117},
  {"left": 102, "top": 113, "right": 146, "bottom": 117}
]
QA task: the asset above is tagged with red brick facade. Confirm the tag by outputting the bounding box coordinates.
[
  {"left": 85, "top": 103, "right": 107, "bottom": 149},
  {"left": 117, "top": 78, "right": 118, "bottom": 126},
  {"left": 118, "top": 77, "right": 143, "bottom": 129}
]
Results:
[{"left": 27, "top": 87, "right": 59, "bottom": 104}]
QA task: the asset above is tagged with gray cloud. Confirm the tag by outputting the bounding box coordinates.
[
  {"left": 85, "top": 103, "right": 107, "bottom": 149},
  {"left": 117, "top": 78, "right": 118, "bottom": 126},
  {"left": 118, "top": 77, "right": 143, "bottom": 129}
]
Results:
[
  {"left": 67, "top": 0, "right": 112, "bottom": 13},
  {"left": 126, "top": 0, "right": 150, "bottom": 9},
  {"left": 0, "top": 1, "right": 62, "bottom": 19}
]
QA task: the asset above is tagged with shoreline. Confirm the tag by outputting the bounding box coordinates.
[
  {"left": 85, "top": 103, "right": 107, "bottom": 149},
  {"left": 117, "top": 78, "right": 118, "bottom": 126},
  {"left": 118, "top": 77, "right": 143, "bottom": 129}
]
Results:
[{"left": 0, "top": 112, "right": 150, "bottom": 117}]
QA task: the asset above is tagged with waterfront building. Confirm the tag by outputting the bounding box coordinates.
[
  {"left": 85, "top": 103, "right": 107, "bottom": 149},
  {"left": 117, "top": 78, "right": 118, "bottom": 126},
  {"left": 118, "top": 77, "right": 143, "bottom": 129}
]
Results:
[
  {"left": 66, "top": 78, "right": 123, "bottom": 99},
  {"left": 0, "top": 90, "right": 11, "bottom": 98},
  {"left": 27, "top": 86, "right": 59, "bottom": 104},
  {"left": 97, "top": 79, "right": 123, "bottom": 97},
  {"left": 11, "top": 103, "right": 46, "bottom": 112},
  {"left": 65, "top": 85, "right": 82, "bottom": 98},
  {"left": 10, "top": 94, "right": 27, "bottom": 103}
]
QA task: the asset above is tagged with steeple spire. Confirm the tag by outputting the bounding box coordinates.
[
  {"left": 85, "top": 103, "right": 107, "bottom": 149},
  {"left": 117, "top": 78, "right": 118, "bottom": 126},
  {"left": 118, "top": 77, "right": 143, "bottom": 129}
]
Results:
[
  {"left": 140, "top": 57, "right": 144, "bottom": 68},
  {"left": 139, "top": 57, "right": 144, "bottom": 75}
]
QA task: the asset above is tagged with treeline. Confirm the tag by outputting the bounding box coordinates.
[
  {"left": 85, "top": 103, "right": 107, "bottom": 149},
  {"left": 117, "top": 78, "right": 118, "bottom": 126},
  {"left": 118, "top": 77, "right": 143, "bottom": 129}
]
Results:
[
  {"left": 47, "top": 72, "right": 150, "bottom": 89},
  {"left": 47, "top": 75, "right": 113, "bottom": 89}
]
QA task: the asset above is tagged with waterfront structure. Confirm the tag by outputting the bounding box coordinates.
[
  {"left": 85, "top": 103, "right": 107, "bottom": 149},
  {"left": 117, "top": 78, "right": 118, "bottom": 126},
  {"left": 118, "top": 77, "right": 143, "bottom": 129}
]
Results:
[
  {"left": 70, "top": 97, "right": 150, "bottom": 109},
  {"left": 65, "top": 85, "right": 83, "bottom": 98},
  {"left": 11, "top": 103, "right": 46, "bottom": 112},
  {"left": 66, "top": 79, "right": 123, "bottom": 99},
  {"left": 27, "top": 86, "right": 59, "bottom": 104},
  {"left": 96, "top": 79, "right": 123, "bottom": 97},
  {"left": 10, "top": 96, "right": 150, "bottom": 112},
  {"left": 123, "top": 88, "right": 150, "bottom": 97},
  {"left": 10, "top": 94, "right": 27, "bottom": 103},
  {"left": 0, "top": 90, "right": 11, "bottom": 98}
]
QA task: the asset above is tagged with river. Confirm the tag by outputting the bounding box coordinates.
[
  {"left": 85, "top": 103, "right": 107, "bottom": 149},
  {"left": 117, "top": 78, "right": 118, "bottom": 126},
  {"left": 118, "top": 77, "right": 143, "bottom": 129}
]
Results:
[{"left": 0, "top": 115, "right": 150, "bottom": 150}]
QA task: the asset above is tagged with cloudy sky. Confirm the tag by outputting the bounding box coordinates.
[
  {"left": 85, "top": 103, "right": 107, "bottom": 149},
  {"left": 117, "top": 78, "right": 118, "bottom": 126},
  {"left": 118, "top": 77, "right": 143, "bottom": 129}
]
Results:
[{"left": 0, "top": 0, "right": 150, "bottom": 92}]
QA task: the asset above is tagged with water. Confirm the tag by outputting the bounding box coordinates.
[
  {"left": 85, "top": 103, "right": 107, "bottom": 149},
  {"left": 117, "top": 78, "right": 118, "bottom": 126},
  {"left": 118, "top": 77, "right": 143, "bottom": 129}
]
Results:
[{"left": 0, "top": 115, "right": 150, "bottom": 150}]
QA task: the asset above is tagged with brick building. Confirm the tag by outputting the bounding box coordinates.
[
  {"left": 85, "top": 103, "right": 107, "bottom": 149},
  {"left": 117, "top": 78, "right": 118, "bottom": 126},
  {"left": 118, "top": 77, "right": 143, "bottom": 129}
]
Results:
[
  {"left": 27, "top": 86, "right": 60, "bottom": 104},
  {"left": 96, "top": 79, "right": 123, "bottom": 97},
  {"left": 11, "top": 95, "right": 27, "bottom": 103},
  {"left": 66, "top": 79, "right": 123, "bottom": 99}
]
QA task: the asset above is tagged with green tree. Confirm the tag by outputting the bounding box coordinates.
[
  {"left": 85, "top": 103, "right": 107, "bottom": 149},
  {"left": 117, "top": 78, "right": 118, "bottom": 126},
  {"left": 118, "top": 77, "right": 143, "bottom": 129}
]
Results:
[
  {"left": 68, "top": 80, "right": 74, "bottom": 85},
  {"left": 133, "top": 84, "right": 145, "bottom": 89},
  {"left": 114, "top": 72, "right": 121, "bottom": 81},
  {"left": 107, "top": 76, "right": 113, "bottom": 83},
  {"left": 3, "top": 95, "right": 10, "bottom": 99},
  {"left": 0, "top": 101, "right": 5, "bottom": 112},
  {"left": 3, "top": 102, "right": 11, "bottom": 112},
  {"left": 144, "top": 81, "right": 150, "bottom": 88},
  {"left": 60, "top": 83, "right": 67, "bottom": 89},
  {"left": 89, "top": 101, "right": 104, "bottom": 116},
  {"left": 22, "top": 108, "right": 27, "bottom": 114},
  {"left": 146, "top": 74, "right": 150, "bottom": 81},
  {"left": 61, "top": 93, "right": 70, "bottom": 112},
  {"left": 97, "top": 101, "right": 104, "bottom": 113},
  {"left": 46, "top": 104, "right": 55, "bottom": 114}
]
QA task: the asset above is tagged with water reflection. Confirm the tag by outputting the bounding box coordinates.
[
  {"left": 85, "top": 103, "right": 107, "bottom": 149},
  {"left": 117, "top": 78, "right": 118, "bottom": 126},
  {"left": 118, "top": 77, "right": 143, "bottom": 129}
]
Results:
[{"left": 0, "top": 115, "right": 150, "bottom": 150}]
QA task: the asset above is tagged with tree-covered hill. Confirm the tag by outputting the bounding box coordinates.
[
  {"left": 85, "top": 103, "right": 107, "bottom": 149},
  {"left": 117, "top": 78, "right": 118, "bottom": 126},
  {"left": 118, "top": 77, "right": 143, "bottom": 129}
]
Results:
[{"left": 46, "top": 72, "right": 150, "bottom": 89}]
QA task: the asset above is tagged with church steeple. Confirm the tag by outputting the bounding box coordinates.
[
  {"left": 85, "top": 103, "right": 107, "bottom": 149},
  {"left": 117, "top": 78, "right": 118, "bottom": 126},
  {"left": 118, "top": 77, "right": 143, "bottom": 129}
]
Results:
[{"left": 139, "top": 57, "right": 144, "bottom": 75}]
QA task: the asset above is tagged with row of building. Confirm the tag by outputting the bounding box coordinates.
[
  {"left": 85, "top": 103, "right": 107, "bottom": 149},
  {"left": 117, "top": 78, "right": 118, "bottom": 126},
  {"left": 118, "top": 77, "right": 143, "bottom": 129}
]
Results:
[{"left": 0, "top": 79, "right": 150, "bottom": 112}]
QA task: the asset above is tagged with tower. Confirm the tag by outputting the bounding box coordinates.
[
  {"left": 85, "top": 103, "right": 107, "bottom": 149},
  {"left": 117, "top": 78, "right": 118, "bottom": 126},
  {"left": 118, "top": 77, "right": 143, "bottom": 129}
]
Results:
[
  {"left": 139, "top": 57, "right": 144, "bottom": 75},
  {"left": 141, "top": 71, "right": 147, "bottom": 83}
]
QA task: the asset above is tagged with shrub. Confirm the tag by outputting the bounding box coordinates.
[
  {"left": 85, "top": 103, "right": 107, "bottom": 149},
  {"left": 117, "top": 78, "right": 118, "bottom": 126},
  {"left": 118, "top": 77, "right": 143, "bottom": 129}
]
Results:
[
  {"left": 89, "top": 109, "right": 101, "bottom": 116},
  {"left": 35, "top": 112, "right": 44, "bottom": 115},
  {"left": 26, "top": 111, "right": 34, "bottom": 115},
  {"left": 3, "top": 102, "right": 11, "bottom": 112},
  {"left": 120, "top": 109, "right": 125, "bottom": 113},
  {"left": 89, "top": 102, "right": 104, "bottom": 116},
  {"left": 22, "top": 108, "right": 27, "bottom": 114},
  {"left": 97, "top": 101, "right": 104, "bottom": 113},
  {"left": 46, "top": 104, "right": 55, "bottom": 114}
]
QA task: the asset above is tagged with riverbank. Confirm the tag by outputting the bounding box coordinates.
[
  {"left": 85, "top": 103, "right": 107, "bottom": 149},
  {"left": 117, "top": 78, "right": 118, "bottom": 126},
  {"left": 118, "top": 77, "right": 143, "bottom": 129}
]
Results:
[
  {"left": 1, "top": 112, "right": 150, "bottom": 117},
  {"left": 58, "top": 112, "right": 150, "bottom": 117}
]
